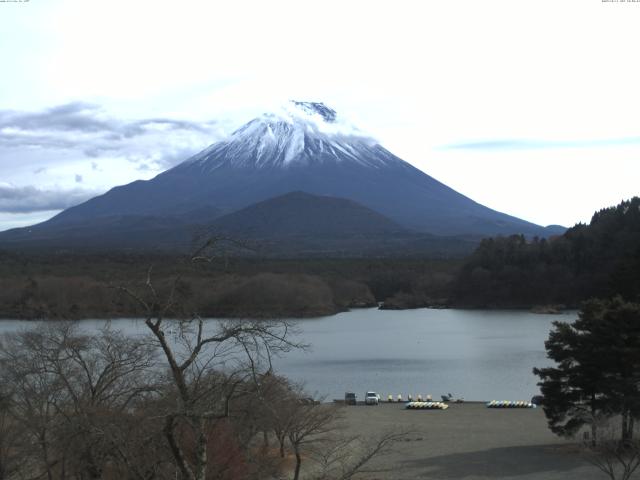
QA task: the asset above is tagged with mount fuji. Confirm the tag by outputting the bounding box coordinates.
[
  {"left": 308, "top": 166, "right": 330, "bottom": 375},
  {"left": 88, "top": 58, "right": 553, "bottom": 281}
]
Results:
[{"left": 0, "top": 102, "right": 563, "bottom": 253}]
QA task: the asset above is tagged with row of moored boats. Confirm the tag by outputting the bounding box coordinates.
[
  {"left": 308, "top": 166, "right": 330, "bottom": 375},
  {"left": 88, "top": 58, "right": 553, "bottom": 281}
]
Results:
[
  {"left": 405, "top": 402, "right": 449, "bottom": 410},
  {"left": 404, "top": 400, "right": 538, "bottom": 410},
  {"left": 486, "top": 400, "right": 537, "bottom": 408}
]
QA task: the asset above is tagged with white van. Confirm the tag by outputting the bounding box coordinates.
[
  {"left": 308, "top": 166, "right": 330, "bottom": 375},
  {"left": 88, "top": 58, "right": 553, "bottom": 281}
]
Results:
[{"left": 365, "top": 391, "right": 380, "bottom": 405}]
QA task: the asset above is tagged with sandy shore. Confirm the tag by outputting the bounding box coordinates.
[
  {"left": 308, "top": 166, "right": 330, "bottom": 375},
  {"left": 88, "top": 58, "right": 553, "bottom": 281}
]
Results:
[{"left": 336, "top": 402, "right": 605, "bottom": 480}]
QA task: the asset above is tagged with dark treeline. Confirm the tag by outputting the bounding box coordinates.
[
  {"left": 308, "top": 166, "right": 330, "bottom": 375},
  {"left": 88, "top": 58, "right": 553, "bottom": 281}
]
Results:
[
  {"left": 0, "top": 252, "right": 460, "bottom": 319},
  {"left": 2, "top": 198, "right": 637, "bottom": 318},
  {"left": 452, "top": 197, "right": 640, "bottom": 308}
]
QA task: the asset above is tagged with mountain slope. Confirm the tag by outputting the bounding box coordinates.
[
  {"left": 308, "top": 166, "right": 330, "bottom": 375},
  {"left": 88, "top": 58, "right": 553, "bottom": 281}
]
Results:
[
  {"left": 211, "top": 191, "right": 406, "bottom": 238},
  {"left": 0, "top": 191, "right": 478, "bottom": 257},
  {"left": 208, "top": 191, "right": 477, "bottom": 257},
  {"left": 0, "top": 101, "right": 563, "bottom": 251}
]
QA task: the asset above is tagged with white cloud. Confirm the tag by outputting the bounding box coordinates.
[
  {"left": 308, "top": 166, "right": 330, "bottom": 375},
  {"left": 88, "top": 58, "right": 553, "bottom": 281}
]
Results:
[
  {"left": 0, "top": 211, "right": 61, "bottom": 232},
  {"left": 0, "top": 183, "right": 98, "bottom": 214},
  {"left": 0, "top": 102, "right": 227, "bottom": 207},
  {"left": 0, "top": 0, "right": 638, "bottom": 230}
]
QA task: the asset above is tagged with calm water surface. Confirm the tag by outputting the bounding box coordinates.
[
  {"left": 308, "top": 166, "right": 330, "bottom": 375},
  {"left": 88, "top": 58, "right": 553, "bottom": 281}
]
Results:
[
  {"left": 0, "top": 308, "right": 575, "bottom": 402},
  {"left": 273, "top": 308, "right": 576, "bottom": 402}
]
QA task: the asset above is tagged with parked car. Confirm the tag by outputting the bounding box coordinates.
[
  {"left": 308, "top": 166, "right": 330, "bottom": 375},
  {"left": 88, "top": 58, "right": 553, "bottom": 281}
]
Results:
[
  {"left": 365, "top": 391, "right": 380, "bottom": 405},
  {"left": 441, "top": 393, "right": 464, "bottom": 403},
  {"left": 531, "top": 395, "right": 544, "bottom": 406},
  {"left": 345, "top": 392, "right": 357, "bottom": 405}
]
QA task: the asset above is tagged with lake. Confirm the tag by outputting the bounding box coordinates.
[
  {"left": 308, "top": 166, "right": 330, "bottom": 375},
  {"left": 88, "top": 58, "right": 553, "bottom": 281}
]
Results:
[
  {"left": 274, "top": 308, "right": 574, "bottom": 402},
  {"left": 0, "top": 308, "right": 574, "bottom": 402}
]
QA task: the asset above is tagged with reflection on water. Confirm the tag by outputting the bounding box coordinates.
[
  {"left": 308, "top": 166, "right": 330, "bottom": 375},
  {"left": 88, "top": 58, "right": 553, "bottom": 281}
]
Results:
[{"left": 0, "top": 308, "right": 575, "bottom": 402}]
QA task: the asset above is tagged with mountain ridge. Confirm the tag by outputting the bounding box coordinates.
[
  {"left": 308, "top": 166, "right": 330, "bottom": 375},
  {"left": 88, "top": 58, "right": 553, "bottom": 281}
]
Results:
[
  {"left": 0, "top": 101, "right": 565, "bottom": 252},
  {"left": 211, "top": 190, "right": 408, "bottom": 238}
]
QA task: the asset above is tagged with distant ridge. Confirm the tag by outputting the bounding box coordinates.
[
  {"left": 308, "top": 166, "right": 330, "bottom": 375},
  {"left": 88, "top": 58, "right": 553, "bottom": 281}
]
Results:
[
  {"left": 0, "top": 102, "right": 564, "bottom": 253},
  {"left": 208, "top": 191, "right": 478, "bottom": 257},
  {"left": 211, "top": 191, "right": 406, "bottom": 238}
]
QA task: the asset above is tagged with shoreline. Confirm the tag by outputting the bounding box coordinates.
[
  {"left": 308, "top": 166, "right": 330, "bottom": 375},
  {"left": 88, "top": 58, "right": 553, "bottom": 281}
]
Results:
[{"left": 0, "top": 304, "right": 578, "bottom": 322}]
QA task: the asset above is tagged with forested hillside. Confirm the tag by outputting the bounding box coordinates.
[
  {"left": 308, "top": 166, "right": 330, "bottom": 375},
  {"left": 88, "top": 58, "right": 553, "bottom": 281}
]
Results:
[
  {"left": 0, "top": 253, "right": 459, "bottom": 319},
  {"left": 452, "top": 197, "right": 640, "bottom": 307}
]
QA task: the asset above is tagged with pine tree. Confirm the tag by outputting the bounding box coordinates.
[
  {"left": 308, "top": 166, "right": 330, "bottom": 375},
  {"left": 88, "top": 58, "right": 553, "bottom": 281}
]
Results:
[{"left": 534, "top": 298, "right": 640, "bottom": 443}]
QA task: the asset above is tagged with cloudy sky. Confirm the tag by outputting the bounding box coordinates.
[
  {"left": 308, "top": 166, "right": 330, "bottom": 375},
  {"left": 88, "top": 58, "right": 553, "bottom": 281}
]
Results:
[{"left": 1, "top": 0, "right": 639, "bottom": 231}]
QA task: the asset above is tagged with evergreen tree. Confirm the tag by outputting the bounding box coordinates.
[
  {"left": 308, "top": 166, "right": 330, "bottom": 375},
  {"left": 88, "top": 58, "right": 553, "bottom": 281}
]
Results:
[
  {"left": 454, "top": 197, "right": 640, "bottom": 307},
  {"left": 534, "top": 298, "right": 640, "bottom": 442}
]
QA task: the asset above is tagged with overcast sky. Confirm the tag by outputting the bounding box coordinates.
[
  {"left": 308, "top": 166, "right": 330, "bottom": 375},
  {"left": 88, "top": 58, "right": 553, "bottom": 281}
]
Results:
[{"left": 1, "top": 0, "right": 639, "bottom": 231}]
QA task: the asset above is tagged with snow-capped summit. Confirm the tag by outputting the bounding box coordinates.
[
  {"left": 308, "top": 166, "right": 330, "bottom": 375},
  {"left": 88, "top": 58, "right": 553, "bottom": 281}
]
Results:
[
  {"left": 181, "top": 101, "right": 388, "bottom": 170},
  {"left": 2, "top": 101, "right": 564, "bottom": 246},
  {"left": 291, "top": 101, "right": 337, "bottom": 122}
]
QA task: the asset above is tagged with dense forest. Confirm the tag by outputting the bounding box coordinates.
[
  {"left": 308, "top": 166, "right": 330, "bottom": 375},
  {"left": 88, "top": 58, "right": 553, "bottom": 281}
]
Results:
[
  {"left": 1, "top": 198, "right": 637, "bottom": 319},
  {"left": 0, "top": 252, "right": 459, "bottom": 319},
  {"left": 452, "top": 197, "right": 640, "bottom": 308}
]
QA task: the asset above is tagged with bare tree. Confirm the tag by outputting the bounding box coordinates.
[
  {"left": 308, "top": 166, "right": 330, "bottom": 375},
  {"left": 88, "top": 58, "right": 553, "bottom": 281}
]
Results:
[
  {"left": 115, "top": 240, "right": 301, "bottom": 480},
  {"left": 0, "top": 387, "right": 23, "bottom": 480},
  {"left": 583, "top": 419, "right": 640, "bottom": 480},
  {"left": 246, "top": 373, "right": 299, "bottom": 459},
  {"left": 286, "top": 401, "right": 343, "bottom": 480},
  {"left": 1, "top": 325, "right": 71, "bottom": 479},
  {"left": 0, "top": 238, "right": 405, "bottom": 480},
  {"left": 310, "top": 430, "right": 410, "bottom": 480},
  {"left": 0, "top": 322, "right": 161, "bottom": 479}
]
